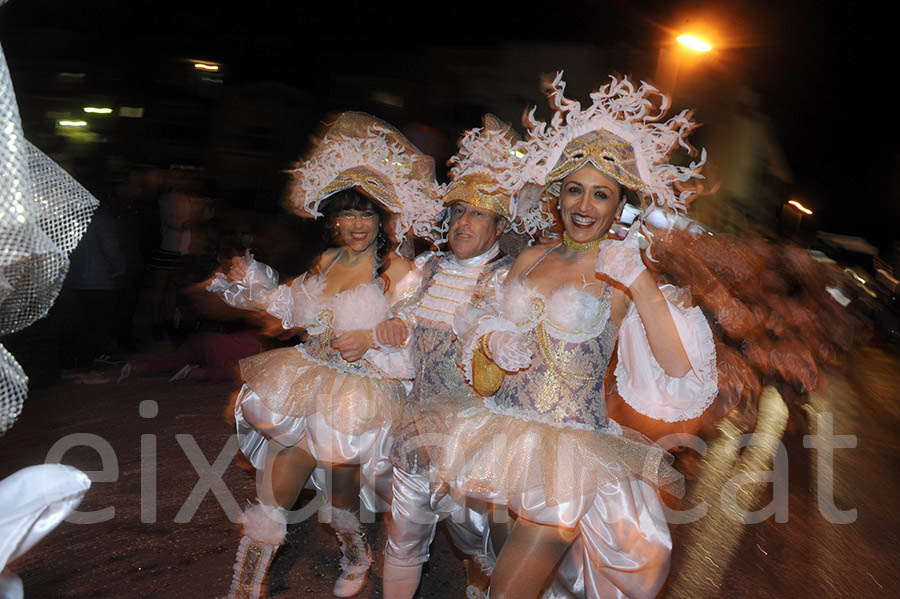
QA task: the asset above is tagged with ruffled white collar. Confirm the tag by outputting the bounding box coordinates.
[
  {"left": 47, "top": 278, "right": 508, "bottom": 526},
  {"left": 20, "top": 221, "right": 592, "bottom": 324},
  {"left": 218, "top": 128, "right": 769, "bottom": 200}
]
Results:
[{"left": 443, "top": 242, "right": 500, "bottom": 272}]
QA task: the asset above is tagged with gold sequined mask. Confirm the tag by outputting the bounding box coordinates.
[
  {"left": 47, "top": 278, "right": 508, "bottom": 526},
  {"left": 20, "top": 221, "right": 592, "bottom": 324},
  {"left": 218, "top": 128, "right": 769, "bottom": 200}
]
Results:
[
  {"left": 546, "top": 130, "right": 646, "bottom": 197},
  {"left": 318, "top": 166, "right": 402, "bottom": 214},
  {"left": 442, "top": 171, "right": 512, "bottom": 220}
]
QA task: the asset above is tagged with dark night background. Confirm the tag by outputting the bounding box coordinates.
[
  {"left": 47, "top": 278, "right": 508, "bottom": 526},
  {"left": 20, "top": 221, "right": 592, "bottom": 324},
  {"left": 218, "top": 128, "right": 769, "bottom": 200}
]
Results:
[
  {"left": 1, "top": 0, "right": 896, "bottom": 252},
  {"left": 4, "top": 5, "right": 900, "bottom": 599}
]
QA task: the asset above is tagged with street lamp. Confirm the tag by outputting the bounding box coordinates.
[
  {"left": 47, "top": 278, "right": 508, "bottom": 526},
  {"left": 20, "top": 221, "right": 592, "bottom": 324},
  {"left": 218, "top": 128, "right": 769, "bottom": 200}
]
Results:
[
  {"left": 656, "top": 31, "right": 715, "bottom": 99},
  {"left": 676, "top": 34, "right": 713, "bottom": 53}
]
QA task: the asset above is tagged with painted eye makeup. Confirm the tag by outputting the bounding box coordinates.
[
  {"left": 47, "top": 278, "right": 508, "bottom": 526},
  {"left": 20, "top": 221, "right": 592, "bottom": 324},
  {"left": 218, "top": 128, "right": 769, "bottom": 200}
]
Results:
[{"left": 337, "top": 210, "right": 377, "bottom": 220}]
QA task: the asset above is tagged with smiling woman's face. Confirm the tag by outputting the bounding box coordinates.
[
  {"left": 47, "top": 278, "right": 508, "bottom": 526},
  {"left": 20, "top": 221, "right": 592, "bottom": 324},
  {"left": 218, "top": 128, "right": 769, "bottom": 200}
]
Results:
[
  {"left": 557, "top": 164, "right": 624, "bottom": 243},
  {"left": 336, "top": 207, "right": 379, "bottom": 252}
]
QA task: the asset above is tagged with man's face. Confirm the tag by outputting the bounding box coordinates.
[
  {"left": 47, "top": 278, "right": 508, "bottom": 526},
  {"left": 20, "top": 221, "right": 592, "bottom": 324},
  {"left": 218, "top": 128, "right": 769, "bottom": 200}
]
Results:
[{"left": 447, "top": 202, "right": 505, "bottom": 259}]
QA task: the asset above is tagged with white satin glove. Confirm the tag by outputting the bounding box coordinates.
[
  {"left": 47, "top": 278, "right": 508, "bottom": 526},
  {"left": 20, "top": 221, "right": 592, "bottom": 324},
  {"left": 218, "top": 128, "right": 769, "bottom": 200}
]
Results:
[
  {"left": 206, "top": 251, "right": 278, "bottom": 310},
  {"left": 488, "top": 331, "right": 532, "bottom": 372},
  {"left": 595, "top": 222, "right": 646, "bottom": 288}
]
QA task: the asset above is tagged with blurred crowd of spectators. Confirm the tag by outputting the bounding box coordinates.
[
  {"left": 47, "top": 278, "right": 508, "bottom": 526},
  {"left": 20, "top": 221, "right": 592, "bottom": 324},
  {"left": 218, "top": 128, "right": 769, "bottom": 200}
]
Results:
[{"left": 3, "top": 156, "right": 319, "bottom": 386}]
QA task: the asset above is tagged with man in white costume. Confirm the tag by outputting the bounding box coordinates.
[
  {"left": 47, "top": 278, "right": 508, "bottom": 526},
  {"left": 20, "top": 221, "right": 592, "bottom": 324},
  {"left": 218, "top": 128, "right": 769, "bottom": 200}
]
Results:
[{"left": 368, "top": 116, "right": 546, "bottom": 599}]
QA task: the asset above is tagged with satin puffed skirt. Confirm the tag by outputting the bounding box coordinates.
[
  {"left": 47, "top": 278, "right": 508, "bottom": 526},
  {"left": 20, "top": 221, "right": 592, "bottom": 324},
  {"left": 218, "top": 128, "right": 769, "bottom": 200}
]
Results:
[
  {"left": 234, "top": 346, "right": 406, "bottom": 513},
  {"left": 401, "top": 397, "right": 678, "bottom": 598},
  {"left": 407, "top": 396, "right": 682, "bottom": 525},
  {"left": 542, "top": 479, "right": 672, "bottom": 599}
]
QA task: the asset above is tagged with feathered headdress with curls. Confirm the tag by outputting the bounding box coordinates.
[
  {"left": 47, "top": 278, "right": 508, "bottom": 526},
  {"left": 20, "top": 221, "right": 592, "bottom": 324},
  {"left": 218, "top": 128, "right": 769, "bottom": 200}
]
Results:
[
  {"left": 518, "top": 72, "right": 707, "bottom": 224},
  {"left": 285, "top": 112, "right": 443, "bottom": 242},
  {"left": 440, "top": 114, "right": 552, "bottom": 238}
]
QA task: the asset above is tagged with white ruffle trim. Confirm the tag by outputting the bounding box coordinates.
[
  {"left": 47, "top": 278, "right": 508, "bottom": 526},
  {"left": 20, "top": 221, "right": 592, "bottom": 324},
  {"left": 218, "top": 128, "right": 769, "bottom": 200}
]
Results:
[
  {"left": 331, "top": 282, "right": 390, "bottom": 332},
  {"left": 267, "top": 273, "right": 326, "bottom": 329},
  {"left": 268, "top": 278, "right": 389, "bottom": 334},
  {"left": 498, "top": 281, "right": 611, "bottom": 342},
  {"left": 361, "top": 345, "right": 415, "bottom": 380},
  {"left": 614, "top": 284, "right": 717, "bottom": 422},
  {"left": 207, "top": 253, "right": 280, "bottom": 312},
  {"left": 240, "top": 501, "right": 287, "bottom": 545},
  {"left": 459, "top": 281, "right": 613, "bottom": 383}
]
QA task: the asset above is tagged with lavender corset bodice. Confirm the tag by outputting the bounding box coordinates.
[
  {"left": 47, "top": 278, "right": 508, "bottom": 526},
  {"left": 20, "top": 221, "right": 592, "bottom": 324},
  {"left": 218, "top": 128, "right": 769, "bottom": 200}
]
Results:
[{"left": 490, "top": 282, "right": 618, "bottom": 430}]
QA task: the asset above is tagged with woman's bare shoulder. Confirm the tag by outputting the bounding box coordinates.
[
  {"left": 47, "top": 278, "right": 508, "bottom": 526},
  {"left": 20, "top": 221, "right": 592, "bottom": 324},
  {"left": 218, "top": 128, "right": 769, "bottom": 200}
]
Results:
[
  {"left": 509, "top": 244, "right": 552, "bottom": 279},
  {"left": 382, "top": 251, "right": 413, "bottom": 289}
]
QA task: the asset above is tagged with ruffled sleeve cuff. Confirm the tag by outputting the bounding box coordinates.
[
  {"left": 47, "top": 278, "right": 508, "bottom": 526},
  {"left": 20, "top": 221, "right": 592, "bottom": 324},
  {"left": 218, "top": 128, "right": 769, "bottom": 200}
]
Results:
[
  {"left": 362, "top": 345, "right": 414, "bottom": 380},
  {"left": 456, "top": 278, "right": 530, "bottom": 384},
  {"left": 457, "top": 307, "right": 518, "bottom": 384},
  {"left": 274, "top": 273, "right": 327, "bottom": 331},
  {"left": 614, "top": 284, "right": 718, "bottom": 422},
  {"left": 206, "top": 253, "right": 279, "bottom": 312}
]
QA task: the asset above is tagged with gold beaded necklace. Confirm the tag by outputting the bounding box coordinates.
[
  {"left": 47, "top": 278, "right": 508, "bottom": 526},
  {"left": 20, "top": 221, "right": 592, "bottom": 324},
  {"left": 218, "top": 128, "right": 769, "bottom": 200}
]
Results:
[{"left": 561, "top": 232, "right": 607, "bottom": 251}]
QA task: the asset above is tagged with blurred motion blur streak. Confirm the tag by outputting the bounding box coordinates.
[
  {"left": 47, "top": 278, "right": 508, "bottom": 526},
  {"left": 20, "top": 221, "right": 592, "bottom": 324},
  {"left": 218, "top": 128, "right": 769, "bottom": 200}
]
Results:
[{"left": 665, "top": 387, "right": 788, "bottom": 598}]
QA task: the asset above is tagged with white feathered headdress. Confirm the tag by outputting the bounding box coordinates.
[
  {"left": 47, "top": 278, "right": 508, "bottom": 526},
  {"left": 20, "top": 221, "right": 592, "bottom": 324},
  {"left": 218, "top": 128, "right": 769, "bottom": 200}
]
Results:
[
  {"left": 440, "top": 114, "right": 552, "bottom": 238},
  {"left": 285, "top": 112, "right": 443, "bottom": 242},
  {"left": 520, "top": 72, "right": 707, "bottom": 222}
]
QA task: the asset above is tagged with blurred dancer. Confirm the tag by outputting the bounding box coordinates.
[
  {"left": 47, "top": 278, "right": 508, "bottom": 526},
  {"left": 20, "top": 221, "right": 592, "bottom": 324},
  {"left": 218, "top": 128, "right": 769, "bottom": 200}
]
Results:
[
  {"left": 368, "top": 115, "right": 548, "bottom": 599},
  {"left": 415, "top": 75, "right": 720, "bottom": 599},
  {"left": 209, "top": 113, "right": 441, "bottom": 598}
]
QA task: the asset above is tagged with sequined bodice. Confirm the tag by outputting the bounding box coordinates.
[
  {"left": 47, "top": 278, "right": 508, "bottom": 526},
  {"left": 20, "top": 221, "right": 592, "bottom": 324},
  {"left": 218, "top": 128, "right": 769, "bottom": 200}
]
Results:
[
  {"left": 492, "top": 283, "right": 618, "bottom": 429},
  {"left": 299, "top": 281, "right": 391, "bottom": 378}
]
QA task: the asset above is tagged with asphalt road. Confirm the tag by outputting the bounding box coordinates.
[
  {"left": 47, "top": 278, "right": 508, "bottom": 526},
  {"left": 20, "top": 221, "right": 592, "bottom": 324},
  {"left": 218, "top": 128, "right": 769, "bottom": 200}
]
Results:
[{"left": 2, "top": 345, "right": 898, "bottom": 598}]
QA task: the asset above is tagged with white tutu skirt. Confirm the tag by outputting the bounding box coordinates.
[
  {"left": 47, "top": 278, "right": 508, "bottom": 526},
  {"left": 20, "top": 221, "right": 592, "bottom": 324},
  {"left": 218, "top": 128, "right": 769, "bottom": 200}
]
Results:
[
  {"left": 236, "top": 387, "right": 395, "bottom": 513},
  {"left": 233, "top": 346, "right": 406, "bottom": 513},
  {"left": 401, "top": 397, "right": 677, "bottom": 597}
]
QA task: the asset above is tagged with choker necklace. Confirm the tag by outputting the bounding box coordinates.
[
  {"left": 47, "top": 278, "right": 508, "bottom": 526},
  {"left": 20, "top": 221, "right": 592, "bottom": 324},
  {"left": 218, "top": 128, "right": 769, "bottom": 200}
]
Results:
[{"left": 562, "top": 232, "right": 606, "bottom": 251}]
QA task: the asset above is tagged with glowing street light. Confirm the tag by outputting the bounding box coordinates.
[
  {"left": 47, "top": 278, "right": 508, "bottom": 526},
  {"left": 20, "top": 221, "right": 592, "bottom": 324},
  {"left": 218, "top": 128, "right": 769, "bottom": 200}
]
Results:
[
  {"left": 657, "top": 29, "right": 715, "bottom": 98},
  {"left": 58, "top": 120, "right": 87, "bottom": 127},
  {"left": 788, "top": 200, "right": 813, "bottom": 215},
  {"left": 83, "top": 107, "right": 113, "bottom": 114},
  {"left": 193, "top": 63, "right": 219, "bottom": 71},
  {"left": 676, "top": 34, "right": 713, "bottom": 53}
]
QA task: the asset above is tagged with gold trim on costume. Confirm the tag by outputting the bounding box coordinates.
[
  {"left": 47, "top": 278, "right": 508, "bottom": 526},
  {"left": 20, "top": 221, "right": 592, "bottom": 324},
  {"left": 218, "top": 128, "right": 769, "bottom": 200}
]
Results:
[{"left": 536, "top": 322, "right": 599, "bottom": 385}]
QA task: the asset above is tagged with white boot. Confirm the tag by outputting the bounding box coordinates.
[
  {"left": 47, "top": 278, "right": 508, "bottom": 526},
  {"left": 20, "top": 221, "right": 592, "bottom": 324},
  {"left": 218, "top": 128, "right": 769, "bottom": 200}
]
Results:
[
  {"left": 227, "top": 502, "right": 287, "bottom": 599},
  {"left": 382, "top": 561, "right": 423, "bottom": 599},
  {"left": 329, "top": 508, "right": 372, "bottom": 598},
  {"left": 465, "top": 558, "right": 491, "bottom": 599}
]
